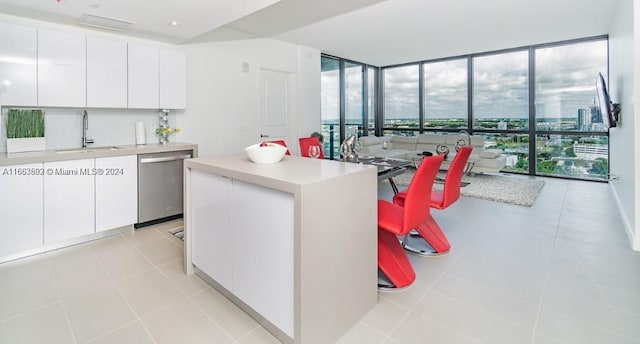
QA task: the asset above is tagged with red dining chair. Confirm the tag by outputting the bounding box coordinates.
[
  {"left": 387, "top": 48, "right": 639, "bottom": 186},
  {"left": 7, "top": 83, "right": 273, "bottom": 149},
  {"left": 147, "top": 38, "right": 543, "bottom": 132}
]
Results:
[
  {"left": 267, "top": 140, "right": 290, "bottom": 155},
  {"left": 392, "top": 146, "right": 473, "bottom": 256},
  {"left": 378, "top": 154, "right": 444, "bottom": 289},
  {"left": 299, "top": 136, "right": 325, "bottom": 159}
]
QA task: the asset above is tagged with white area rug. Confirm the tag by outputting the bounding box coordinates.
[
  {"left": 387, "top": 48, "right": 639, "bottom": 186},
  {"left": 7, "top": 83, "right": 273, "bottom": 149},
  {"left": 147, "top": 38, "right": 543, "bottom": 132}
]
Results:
[{"left": 392, "top": 171, "right": 545, "bottom": 207}]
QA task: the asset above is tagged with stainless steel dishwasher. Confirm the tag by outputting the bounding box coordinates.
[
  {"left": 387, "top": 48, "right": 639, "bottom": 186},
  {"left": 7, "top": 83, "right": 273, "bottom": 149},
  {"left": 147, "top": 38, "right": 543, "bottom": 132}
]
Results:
[{"left": 137, "top": 150, "right": 192, "bottom": 225}]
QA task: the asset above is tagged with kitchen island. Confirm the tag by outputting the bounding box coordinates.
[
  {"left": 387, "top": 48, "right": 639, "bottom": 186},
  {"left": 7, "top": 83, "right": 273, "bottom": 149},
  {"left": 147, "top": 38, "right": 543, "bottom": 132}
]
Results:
[{"left": 184, "top": 154, "right": 378, "bottom": 344}]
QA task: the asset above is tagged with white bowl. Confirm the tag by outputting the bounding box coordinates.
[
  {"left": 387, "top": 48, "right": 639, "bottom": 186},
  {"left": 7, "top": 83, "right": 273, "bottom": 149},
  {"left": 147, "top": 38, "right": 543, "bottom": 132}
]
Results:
[{"left": 245, "top": 143, "right": 287, "bottom": 164}]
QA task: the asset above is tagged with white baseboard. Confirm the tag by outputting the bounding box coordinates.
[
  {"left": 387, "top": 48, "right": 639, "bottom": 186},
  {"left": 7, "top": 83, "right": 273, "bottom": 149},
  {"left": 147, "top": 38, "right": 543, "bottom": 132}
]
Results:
[{"left": 609, "top": 183, "right": 638, "bottom": 251}]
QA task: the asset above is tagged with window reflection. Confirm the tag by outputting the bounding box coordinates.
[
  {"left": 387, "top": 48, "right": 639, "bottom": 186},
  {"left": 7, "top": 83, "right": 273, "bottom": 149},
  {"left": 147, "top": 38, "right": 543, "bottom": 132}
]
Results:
[{"left": 535, "top": 40, "right": 608, "bottom": 132}]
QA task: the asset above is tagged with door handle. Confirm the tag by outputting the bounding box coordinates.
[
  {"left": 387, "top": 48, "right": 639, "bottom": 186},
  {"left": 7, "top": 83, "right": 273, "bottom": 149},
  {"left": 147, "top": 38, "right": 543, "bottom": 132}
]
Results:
[{"left": 260, "top": 134, "right": 270, "bottom": 138}]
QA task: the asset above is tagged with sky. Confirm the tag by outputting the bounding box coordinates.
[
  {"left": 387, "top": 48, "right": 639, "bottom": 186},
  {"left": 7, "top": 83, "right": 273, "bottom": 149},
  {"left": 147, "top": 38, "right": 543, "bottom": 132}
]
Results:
[{"left": 321, "top": 39, "right": 608, "bottom": 122}]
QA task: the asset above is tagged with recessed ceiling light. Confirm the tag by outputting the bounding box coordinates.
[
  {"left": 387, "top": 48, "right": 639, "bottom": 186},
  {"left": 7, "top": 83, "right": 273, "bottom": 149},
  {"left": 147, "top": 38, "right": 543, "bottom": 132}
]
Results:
[
  {"left": 170, "top": 20, "right": 181, "bottom": 27},
  {"left": 88, "top": 2, "right": 100, "bottom": 8}
]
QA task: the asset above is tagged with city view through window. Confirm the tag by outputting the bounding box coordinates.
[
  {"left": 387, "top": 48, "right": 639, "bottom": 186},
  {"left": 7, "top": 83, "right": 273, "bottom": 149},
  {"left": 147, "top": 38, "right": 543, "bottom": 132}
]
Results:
[{"left": 321, "top": 38, "right": 609, "bottom": 181}]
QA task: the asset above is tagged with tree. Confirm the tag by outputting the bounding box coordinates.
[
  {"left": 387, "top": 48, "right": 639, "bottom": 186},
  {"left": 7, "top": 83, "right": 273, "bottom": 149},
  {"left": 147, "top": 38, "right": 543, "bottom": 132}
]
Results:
[
  {"left": 564, "top": 146, "right": 576, "bottom": 157},
  {"left": 588, "top": 158, "right": 609, "bottom": 177},
  {"left": 536, "top": 159, "right": 557, "bottom": 173}
]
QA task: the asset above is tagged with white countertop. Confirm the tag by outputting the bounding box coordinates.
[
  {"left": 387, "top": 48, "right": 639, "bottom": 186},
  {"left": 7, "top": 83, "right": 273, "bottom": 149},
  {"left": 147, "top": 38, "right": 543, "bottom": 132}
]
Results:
[
  {"left": 0, "top": 142, "right": 198, "bottom": 166},
  {"left": 185, "top": 154, "right": 376, "bottom": 193}
]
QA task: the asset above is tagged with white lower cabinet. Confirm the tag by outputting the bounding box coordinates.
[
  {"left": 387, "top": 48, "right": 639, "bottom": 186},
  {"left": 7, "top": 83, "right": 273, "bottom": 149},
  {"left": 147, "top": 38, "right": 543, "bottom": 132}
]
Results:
[
  {"left": 44, "top": 159, "right": 95, "bottom": 244},
  {"left": 190, "top": 171, "right": 294, "bottom": 337},
  {"left": 231, "top": 180, "right": 294, "bottom": 337},
  {"left": 0, "top": 163, "right": 44, "bottom": 257},
  {"left": 191, "top": 170, "right": 234, "bottom": 290},
  {"left": 95, "top": 155, "right": 138, "bottom": 232}
]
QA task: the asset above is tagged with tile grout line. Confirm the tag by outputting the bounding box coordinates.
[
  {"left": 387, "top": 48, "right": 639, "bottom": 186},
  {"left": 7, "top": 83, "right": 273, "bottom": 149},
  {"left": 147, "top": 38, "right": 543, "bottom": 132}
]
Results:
[
  {"left": 46, "top": 249, "right": 79, "bottom": 344},
  {"left": 185, "top": 293, "right": 246, "bottom": 343},
  {"left": 88, "top": 233, "right": 159, "bottom": 344},
  {"left": 529, "top": 179, "right": 568, "bottom": 344},
  {"left": 380, "top": 243, "right": 471, "bottom": 343},
  {"left": 154, "top": 220, "right": 263, "bottom": 342}
]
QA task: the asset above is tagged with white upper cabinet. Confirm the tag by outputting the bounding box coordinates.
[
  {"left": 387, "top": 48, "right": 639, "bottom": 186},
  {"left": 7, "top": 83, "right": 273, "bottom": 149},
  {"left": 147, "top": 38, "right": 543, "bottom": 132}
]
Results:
[
  {"left": 0, "top": 22, "right": 37, "bottom": 106},
  {"left": 159, "top": 48, "right": 187, "bottom": 109},
  {"left": 38, "top": 28, "right": 86, "bottom": 107},
  {"left": 87, "top": 36, "right": 127, "bottom": 108},
  {"left": 128, "top": 43, "right": 159, "bottom": 109},
  {"left": 0, "top": 20, "right": 187, "bottom": 109}
]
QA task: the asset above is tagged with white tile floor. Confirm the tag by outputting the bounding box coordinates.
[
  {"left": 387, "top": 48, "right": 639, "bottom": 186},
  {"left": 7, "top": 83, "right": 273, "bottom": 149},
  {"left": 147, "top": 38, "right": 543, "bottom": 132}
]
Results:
[{"left": 1, "top": 175, "right": 639, "bottom": 343}]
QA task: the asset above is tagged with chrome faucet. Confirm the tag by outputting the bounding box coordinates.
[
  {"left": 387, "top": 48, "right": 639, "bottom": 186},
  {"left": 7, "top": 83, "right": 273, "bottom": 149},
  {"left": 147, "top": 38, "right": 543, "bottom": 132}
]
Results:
[{"left": 82, "top": 110, "right": 94, "bottom": 148}]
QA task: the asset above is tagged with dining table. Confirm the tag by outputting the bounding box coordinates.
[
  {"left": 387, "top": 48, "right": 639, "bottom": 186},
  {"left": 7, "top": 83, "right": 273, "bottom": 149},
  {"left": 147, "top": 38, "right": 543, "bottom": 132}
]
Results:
[{"left": 358, "top": 155, "right": 413, "bottom": 193}]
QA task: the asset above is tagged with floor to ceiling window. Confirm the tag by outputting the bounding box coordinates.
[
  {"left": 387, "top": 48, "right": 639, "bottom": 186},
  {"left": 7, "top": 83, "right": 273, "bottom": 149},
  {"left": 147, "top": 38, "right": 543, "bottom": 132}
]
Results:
[
  {"left": 533, "top": 40, "right": 609, "bottom": 180},
  {"left": 383, "top": 64, "right": 419, "bottom": 136},
  {"left": 320, "top": 57, "right": 340, "bottom": 159},
  {"left": 472, "top": 50, "right": 531, "bottom": 174},
  {"left": 376, "top": 36, "right": 609, "bottom": 181},
  {"left": 424, "top": 58, "right": 468, "bottom": 130},
  {"left": 321, "top": 55, "right": 376, "bottom": 159},
  {"left": 321, "top": 37, "right": 608, "bottom": 180},
  {"left": 473, "top": 50, "right": 529, "bottom": 131},
  {"left": 344, "top": 61, "right": 364, "bottom": 138}
]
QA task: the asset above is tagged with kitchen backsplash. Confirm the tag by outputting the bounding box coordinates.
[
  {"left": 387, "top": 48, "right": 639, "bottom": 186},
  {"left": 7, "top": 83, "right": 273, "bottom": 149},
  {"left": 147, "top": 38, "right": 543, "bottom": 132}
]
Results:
[{"left": 0, "top": 107, "right": 177, "bottom": 152}]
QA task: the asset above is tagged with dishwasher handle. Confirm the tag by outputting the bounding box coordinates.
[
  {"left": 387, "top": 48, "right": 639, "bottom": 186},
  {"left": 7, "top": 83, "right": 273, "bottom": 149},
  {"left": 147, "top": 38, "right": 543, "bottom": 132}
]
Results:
[{"left": 140, "top": 154, "right": 192, "bottom": 164}]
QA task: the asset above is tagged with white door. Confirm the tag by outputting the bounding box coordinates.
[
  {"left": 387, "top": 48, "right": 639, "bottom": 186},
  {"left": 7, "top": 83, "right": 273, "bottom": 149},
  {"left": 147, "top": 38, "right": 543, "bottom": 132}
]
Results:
[{"left": 259, "top": 69, "right": 297, "bottom": 152}]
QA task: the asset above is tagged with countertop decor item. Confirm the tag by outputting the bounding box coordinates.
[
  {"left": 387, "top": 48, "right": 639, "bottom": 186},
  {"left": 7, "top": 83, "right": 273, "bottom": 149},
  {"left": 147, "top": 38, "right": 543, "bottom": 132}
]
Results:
[
  {"left": 156, "top": 109, "right": 179, "bottom": 144},
  {"left": 245, "top": 142, "right": 287, "bottom": 163},
  {"left": 5, "top": 109, "right": 46, "bottom": 153},
  {"left": 340, "top": 134, "right": 360, "bottom": 163},
  {"left": 135, "top": 121, "right": 146, "bottom": 145}
]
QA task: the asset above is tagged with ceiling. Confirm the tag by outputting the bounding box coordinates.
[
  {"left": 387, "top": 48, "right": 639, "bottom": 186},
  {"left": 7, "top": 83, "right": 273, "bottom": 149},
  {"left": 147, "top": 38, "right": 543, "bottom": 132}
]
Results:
[{"left": 0, "top": 0, "right": 619, "bottom": 66}]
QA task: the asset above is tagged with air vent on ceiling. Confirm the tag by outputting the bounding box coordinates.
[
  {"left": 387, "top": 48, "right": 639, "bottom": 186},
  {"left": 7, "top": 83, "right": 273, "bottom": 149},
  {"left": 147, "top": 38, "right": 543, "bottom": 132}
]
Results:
[{"left": 77, "top": 13, "right": 135, "bottom": 32}]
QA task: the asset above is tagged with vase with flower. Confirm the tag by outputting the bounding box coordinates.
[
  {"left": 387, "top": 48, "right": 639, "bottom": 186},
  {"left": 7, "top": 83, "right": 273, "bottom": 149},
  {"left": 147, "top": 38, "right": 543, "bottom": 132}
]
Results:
[
  {"left": 156, "top": 126, "right": 180, "bottom": 144},
  {"left": 156, "top": 109, "right": 180, "bottom": 144}
]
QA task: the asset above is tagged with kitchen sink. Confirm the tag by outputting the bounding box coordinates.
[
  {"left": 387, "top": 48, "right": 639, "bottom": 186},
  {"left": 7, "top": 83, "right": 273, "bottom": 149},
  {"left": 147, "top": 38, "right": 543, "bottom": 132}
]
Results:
[{"left": 56, "top": 146, "right": 122, "bottom": 154}]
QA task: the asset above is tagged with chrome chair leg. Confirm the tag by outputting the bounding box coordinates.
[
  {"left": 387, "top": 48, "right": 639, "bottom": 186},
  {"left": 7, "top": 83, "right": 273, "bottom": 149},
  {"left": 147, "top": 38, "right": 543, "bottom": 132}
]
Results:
[{"left": 400, "top": 233, "right": 450, "bottom": 256}]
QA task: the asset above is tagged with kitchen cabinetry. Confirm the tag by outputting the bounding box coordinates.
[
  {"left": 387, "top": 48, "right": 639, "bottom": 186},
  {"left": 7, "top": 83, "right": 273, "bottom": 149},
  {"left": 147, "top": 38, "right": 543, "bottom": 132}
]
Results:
[
  {"left": 159, "top": 48, "right": 187, "bottom": 109},
  {"left": 0, "top": 19, "right": 187, "bottom": 109},
  {"left": 44, "top": 159, "right": 95, "bottom": 244},
  {"left": 95, "top": 155, "right": 137, "bottom": 232},
  {"left": 37, "top": 28, "right": 86, "bottom": 107},
  {"left": 0, "top": 163, "right": 43, "bottom": 257},
  {"left": 186, "top": 155, "right": 377, "bottom": 344},
  {"left": 0, "top": 22, "right": 37, "bottom": 106},
  {"left": 231, "top": 179, "right": 294, "bottom": 337},
  {"left": 190, "top": 171, "right": 293, "bottom": 336},
  {"left": 190, "top": 171, "right": 234, "bottom": 290},
  {"left": 87, "top": 36, "right": 127, "bottom": 108},
  {"left": 128, "top": 43, "right": 159, "bottom": 109}
]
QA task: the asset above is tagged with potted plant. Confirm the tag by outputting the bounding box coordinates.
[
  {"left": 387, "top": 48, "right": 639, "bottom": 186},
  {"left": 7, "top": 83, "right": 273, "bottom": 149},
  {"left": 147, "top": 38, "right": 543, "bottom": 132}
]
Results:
[{"left": 5, "top": 109, "right": 46, "bottom": 153}]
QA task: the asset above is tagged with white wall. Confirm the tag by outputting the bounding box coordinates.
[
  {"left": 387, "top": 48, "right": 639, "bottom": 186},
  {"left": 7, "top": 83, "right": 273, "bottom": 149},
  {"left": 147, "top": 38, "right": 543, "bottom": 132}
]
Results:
[
  {"left": 177, "top": 39, "right": 320, "bottom": 158},
  {"left": 608, "top": 0, "right": 639, "bottom": 251}
]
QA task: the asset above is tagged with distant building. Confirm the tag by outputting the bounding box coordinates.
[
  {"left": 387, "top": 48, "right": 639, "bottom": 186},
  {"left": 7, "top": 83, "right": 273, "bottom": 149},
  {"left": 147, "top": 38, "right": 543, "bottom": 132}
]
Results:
[
  {"left": 577, "top": 108, "right": 591, "bottom": 131},
  {"left": 573, "top": 143, "right": 608, "bottom": 160},
  {"left": 590, "top": 104, "right": 602, "bottom": 124}
]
